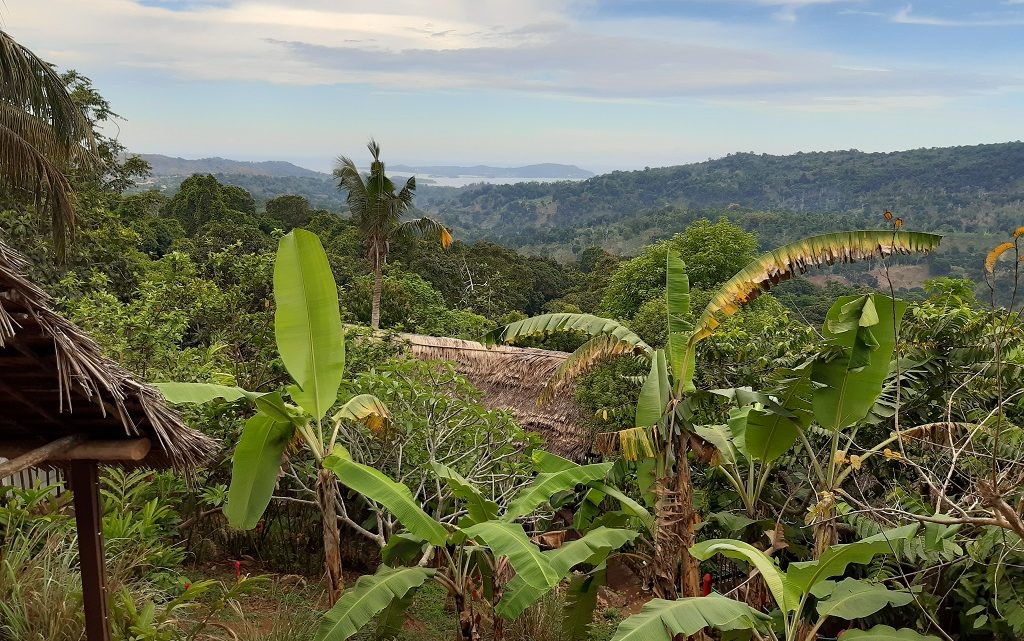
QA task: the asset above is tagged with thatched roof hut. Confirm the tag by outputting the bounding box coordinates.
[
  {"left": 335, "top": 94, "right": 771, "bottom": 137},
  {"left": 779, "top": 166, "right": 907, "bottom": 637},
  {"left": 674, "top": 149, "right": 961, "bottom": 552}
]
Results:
[
  {"left": 402, "top": 334, "right": 592, "bottom": 460},
  {"left": 0, "top": 241, "right": 214, "bottom": 471},
  {"left": 0, "top": 240, "right": 216, "bottom": 641}
]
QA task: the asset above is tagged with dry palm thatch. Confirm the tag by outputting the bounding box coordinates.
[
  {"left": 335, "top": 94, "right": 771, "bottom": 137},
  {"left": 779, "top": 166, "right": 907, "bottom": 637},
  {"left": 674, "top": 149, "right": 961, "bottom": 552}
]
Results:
[
  {"left": 402, "top": 333, "right": 591, "bottom": 460},
  {"left": 0, "top": 240, "right": 214, "bottom": 470}
]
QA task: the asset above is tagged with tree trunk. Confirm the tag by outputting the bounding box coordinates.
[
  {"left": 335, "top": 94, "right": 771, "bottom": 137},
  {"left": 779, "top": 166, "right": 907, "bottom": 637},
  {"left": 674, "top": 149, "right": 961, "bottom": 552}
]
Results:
[
  {"left": 371, "top": 264, "right": 383, "bottom": 330},
  {"left": 318, "top": 469, "right": 345, "bottom": 604}
]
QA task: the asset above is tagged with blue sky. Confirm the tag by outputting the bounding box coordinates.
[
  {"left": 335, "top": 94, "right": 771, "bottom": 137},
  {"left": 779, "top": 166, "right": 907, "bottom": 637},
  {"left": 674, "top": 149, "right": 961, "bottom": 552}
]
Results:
[{"left": 7, "top": 0, "right": 1024, "bottom": 171}]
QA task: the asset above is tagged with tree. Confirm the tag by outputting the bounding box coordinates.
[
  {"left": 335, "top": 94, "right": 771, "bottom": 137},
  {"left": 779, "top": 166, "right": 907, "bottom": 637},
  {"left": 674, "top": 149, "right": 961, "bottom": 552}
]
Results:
[
  {"left": 265, "top": 194, "right": 313, "bottom": 228},
  {"left": 334, "top": 139, "right": 452, "bottom": 329},
  {"left": 599, "top": 219, "right": 757, "bottom": 321},
  {"left": 0, "top": 29, "right": 98, "bottom": 256},
  {"left": 157, "top": 229, "right": 389, "bottom": 605},
  {"left": 163, "top": 174, "right": 228, "bottom": 235},
  {"left": 221, "top": 184, "right": 256, "bottom": 215}
]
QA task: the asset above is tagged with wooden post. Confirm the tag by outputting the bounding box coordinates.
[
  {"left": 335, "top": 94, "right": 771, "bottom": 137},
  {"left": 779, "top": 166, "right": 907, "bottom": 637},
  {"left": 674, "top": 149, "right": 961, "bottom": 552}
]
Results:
[{"left": 70, "top": 460, "right": 112, "bottom": 641}]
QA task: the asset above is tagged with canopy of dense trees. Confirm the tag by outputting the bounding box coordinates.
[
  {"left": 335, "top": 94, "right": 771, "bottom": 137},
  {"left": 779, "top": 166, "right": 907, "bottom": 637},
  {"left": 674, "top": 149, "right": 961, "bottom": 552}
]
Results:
[{"left": 2, "top": 56, "right": 1022, "bottom": 641}]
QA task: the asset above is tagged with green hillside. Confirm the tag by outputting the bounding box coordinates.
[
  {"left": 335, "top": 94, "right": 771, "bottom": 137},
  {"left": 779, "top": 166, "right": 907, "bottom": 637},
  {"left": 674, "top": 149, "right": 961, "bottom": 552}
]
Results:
[{"left": 415, "top": 142, "right": 1024, "bottom": 255}]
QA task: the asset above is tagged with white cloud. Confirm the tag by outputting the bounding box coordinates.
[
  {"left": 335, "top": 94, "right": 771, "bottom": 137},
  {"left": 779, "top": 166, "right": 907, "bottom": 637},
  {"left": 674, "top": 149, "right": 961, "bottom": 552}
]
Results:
[
  {"left": 4, "top": 0, "right": 1018, "bottom": 106},
  {"left": 893, "top": 4, "right": 1024, "bottom": 26}
]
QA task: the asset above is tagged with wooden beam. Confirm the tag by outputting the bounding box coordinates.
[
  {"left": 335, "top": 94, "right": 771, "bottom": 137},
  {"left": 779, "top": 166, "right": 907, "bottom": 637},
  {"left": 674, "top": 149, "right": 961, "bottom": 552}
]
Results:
[
  {"left": 0, "top": 434, "right": 85, "bottom": 477},
  {"left": 0, "top": 437, "right": 151, "bottom": 463},
  {"left": 0, "top": 377, "right": 65, "bottom": 427},
  {"left": 70, "top": 460, "right": 112, "bottom": 641}
]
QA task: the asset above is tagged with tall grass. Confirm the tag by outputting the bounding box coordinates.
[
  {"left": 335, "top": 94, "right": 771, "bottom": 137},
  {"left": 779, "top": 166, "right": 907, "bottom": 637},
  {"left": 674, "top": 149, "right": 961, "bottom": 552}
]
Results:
[{"left": 0, "top": 521, "right": 85, "bottom": 641}]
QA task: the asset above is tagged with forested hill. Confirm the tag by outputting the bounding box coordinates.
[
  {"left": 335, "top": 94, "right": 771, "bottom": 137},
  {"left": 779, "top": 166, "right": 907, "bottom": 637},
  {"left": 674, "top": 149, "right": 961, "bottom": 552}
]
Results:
[{"left": 414, "top": 142, "right": 1024, "bottom": 254}]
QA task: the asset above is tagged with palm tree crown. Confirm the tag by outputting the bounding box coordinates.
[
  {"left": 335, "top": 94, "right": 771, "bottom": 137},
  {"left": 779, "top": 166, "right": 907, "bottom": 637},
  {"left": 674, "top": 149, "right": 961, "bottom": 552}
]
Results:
[{"left": 1, "top": 29, "right": 98, "bottom": 257}]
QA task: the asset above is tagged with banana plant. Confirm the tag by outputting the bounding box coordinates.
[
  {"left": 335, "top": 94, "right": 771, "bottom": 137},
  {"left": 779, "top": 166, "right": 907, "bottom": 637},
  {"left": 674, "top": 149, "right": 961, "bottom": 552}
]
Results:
[
  {"left": 484, "top": 231, "right": 941, "bottom": 598},
  {"left": 701, "top": 293, "right": 911, "bottom": 554},
  {"left": 316, "top": 448, "right": 643, "bottom": 641},
  {"left": 696, "top": 368, "right": 814, "bottom": 518},
  {"left": 611, "top": 525, "right": 939, "bottom": 641},
  {"left": 156, "top": 229, "right": 390, "bottom": 604}
]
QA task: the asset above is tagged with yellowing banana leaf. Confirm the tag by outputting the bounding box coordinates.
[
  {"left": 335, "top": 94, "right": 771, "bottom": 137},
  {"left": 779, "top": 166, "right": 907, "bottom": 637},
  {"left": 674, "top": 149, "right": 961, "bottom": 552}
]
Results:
[
  {"left": 690, "top": 230, "right": 941, "bottom": 344},
  {"left": 334, "top": 394, "right": 390, "bottom": 435}
]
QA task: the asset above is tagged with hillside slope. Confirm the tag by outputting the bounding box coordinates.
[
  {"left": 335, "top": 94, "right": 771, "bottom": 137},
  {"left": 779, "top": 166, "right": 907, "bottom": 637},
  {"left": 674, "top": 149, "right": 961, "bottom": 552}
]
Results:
[{"left": 415, "top": 142, "right": 1024, "bottom": 251}]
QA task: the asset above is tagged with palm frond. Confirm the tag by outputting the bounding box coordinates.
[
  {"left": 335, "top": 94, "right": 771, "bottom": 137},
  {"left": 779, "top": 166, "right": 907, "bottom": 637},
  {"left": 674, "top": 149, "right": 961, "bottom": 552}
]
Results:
[
  {"left": 397, "top": 175, "right": 416, "bottom": 209},
  {"left": 0, "top": 30, "right": 94, "bottom": 150},
  {"left": 0, "top": 122, "right": 75, "bottom": 255},
  {"left": 483, "top": 313, "right": 652, "bottom": 353},
  {"left": 690, "top": 230, "right": 942, "bottom": 344},
  {"left": 538, "top": 333, "right": 648, "bottom": 404},
  {"left": 0, "top": 30, "right": 99, "bottom": 257},
  {"left": 395, "top": 216, "right": 452, "bottom": 249}
]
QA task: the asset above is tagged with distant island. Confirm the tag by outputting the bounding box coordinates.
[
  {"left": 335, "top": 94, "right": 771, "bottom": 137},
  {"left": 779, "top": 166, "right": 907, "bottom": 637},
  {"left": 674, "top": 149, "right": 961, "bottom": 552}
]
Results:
[
  {"left": 390, "top": 163, "right": 595, "bottom": 180},
  {"left": 137, "top": 154, "right": 327, "bottom": 179}
]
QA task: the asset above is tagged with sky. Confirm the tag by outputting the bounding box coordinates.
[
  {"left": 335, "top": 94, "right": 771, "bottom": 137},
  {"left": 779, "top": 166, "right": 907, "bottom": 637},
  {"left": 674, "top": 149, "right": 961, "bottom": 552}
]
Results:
[{"left": 4, "top": 0, "right": 1024, "bottom": 172}]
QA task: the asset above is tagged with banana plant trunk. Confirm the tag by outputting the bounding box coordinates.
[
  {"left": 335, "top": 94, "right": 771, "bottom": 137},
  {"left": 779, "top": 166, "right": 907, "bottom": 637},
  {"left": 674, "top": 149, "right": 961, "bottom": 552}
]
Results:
[
  {"left": 453, "top": 592, "right": 481, "bottom": 641},
  {"left": 675, "top": 437, "right": 702, "bottom": 600},
  {"left": 813, "top": 503, "right": 838, "bottom": 557},
  {"left": 651, "top": 434, "right": 702, "bottom": 603},
  {"left": 318, "top": 468, "right": 345, "bottom": 604},
  {"left": 370, "top": 264, "right": 383, "bottom": 330}
]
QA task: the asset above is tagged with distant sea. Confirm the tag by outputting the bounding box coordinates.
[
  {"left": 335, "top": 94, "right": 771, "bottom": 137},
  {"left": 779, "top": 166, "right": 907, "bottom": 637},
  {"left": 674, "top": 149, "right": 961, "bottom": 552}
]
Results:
[{"left": 415, "top": 174, "right": 588, "bottom": 187}]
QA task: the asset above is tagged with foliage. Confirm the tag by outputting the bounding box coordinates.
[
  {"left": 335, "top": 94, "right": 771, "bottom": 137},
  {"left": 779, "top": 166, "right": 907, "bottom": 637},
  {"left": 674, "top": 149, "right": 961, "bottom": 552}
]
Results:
[
  {"left": 599, "top": 219, "right": 757, "bottom": 320},
  {"left": 317, "top": 450, "right": 641, "bottom": 641},
  {"left": 0, "top": 471, "right": 264, "bottom": 641},
  {"left": 661, "top": 525, "right": 937, "bottom": 640}
]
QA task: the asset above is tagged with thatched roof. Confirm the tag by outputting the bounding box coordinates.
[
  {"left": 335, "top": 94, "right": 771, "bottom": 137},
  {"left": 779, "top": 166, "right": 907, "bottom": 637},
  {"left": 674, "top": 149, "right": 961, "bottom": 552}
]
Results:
[
  {"left": 0, "top": 241, "right": 214, "bottom": 470},
  {"left": 402, "top": 334, "right": 592, "bottom": 460}
]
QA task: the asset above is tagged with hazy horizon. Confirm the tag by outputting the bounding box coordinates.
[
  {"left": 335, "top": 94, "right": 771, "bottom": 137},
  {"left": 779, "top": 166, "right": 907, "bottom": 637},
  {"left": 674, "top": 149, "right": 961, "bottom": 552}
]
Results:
[
  {"left": 8, "top": 1, "right": 1024, "bottom": 171},
  {"left": 137, "top": 138, "right": 1022, "bottom": 177}
]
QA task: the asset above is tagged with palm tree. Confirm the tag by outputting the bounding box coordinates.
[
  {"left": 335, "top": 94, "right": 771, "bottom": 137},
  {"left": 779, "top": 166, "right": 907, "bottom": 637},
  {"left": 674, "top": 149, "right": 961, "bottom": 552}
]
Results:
[
  {"left": 334, "top": 140, "right": 452, "bottom": 329},
  {"left": 1, "top": 29, "right": 97, "bottom": 257}
]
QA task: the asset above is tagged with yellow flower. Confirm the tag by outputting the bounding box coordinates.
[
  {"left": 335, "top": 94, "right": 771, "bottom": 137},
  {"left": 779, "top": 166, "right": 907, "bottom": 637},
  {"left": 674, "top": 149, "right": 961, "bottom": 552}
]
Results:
[{"left": 849, "top": 454, "right": 862, "bottom": 470}]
